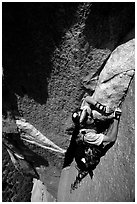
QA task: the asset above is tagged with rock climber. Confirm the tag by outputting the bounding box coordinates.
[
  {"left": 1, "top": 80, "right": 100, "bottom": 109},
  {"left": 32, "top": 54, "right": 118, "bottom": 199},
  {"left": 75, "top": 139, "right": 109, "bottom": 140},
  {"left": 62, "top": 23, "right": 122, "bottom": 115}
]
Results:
[
  {"left": 76, "top": 107, "right": 121, "bottom": 168},
  {"left": 79, "top": 94, "right": 114, "bottom": 125},
  {"left": 70, "top": 95, "right": 122, "bottom": 190}
]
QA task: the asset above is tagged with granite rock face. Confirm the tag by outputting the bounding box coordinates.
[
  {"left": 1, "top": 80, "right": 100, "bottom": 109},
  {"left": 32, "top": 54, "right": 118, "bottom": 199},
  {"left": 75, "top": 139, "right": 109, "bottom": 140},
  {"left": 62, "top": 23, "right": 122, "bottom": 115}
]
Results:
[
  {"left": 93, "top": 39, "right": 135, "bottom": 110},
  {"left": 31, "top": 179, "right": 56, "bottom": 202},
  {"left": 85, "top": 77, "right": 135, "bottom": 202},
  {"left": 2, "top": 2, "right": 135, "bottom": 202},
  {"left": 57, "top": 76, "right": 135, "bottom": 203},
  {"left": 57, "top": 17, "right": 135, "bottom": 203}
]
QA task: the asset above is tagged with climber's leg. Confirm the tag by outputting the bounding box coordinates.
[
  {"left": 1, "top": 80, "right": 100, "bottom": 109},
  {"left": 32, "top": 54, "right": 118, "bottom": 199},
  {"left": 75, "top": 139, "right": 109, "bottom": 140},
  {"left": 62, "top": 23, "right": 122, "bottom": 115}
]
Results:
[{"left": 75, "top": 142, "right": 87, "bottom": 171}]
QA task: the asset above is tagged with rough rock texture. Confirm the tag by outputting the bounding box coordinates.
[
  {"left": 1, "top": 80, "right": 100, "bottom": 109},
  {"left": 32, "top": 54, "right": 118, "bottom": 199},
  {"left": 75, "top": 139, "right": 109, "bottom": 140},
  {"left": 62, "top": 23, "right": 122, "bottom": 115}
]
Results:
[
  {"left": 2, "top": 144, "right": 33, "bottom": 202},
  {"left": 31, "top": 179, "right": 55, "bottom": 202},
  {"left": 2, "top": 2, "right": 135, "bottom": 202},
  {"left": 92, "top": 39, "right": 135, "bottom": 110},
  {"left": 57, "top": 77, "right": 135, "bottom": 202}
]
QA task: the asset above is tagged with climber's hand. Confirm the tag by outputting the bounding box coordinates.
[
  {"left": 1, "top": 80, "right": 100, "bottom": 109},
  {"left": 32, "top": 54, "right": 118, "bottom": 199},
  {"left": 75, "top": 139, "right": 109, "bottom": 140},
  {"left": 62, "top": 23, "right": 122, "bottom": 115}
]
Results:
[{"left": 105, "top": 106, "right": 114, "bottom": 115}]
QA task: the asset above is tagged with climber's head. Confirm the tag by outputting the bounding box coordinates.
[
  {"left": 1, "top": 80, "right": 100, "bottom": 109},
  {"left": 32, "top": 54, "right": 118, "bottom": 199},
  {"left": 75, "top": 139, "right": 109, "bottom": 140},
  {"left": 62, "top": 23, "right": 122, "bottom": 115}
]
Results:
[{"left": 72, "top": 106, "right": 95, "bottom": 126}]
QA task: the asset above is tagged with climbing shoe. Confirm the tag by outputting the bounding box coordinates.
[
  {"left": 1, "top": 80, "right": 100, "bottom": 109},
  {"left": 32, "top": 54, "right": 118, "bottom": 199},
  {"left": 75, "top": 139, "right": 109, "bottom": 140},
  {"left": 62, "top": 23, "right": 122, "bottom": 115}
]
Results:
[{"left": 70, "top": 170, "right": 88, "bottom": 191}]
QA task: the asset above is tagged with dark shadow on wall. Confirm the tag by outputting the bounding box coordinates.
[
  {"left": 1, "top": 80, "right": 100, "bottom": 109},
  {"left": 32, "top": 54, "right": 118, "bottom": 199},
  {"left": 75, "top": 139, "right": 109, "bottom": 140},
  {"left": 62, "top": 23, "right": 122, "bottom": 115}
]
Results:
[
  {"left": 2, "top": 3, "right": 135, "bottom": 118},
  {"left": 3, "top": 132, "right": 49, "bottom": 168},
  {"left": 84, "top": 2, "right": 135, "bottom": 51},
  {"left": 2, "top": 144, "right": 33, "bottom": 202},
  {"left": 2, "top": 2, "right": 79, "bottom": 116}
]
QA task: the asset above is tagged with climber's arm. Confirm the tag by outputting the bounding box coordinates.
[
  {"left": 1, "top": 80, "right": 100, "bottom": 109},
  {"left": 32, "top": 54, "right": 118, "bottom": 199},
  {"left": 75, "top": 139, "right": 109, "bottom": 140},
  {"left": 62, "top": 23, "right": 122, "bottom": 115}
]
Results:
[
  {"left": 102, "top": 108, "right": 122, "bottom": 143},
  {"left": 103, "top": 119, "right": 120, "bottom": 143},
  {"left": 80, "top": 108, "right": 87, "bottom": 124}
]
